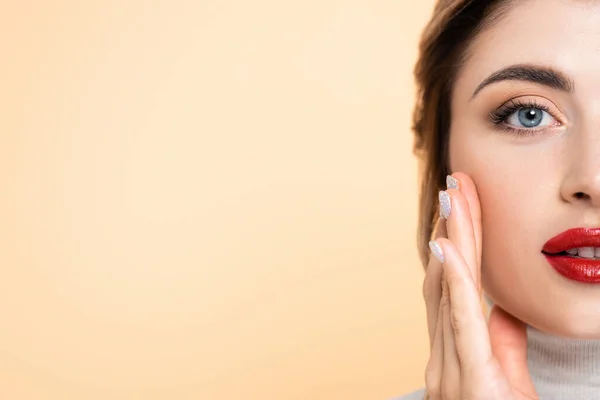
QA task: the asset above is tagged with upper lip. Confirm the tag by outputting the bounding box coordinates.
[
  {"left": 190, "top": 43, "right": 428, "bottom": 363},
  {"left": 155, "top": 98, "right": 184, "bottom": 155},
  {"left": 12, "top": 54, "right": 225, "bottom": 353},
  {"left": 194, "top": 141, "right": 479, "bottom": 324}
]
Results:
[{"left": 543, "top": 227, "right": 600, "bottom": 254}]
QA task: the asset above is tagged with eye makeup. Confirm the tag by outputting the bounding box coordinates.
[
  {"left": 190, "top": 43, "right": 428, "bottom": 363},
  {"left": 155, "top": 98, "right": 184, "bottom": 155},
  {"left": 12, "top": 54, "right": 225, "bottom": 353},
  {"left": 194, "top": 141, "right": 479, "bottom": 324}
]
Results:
[{"left": 488, "top": 96, "right": 564, "bottom": 136}]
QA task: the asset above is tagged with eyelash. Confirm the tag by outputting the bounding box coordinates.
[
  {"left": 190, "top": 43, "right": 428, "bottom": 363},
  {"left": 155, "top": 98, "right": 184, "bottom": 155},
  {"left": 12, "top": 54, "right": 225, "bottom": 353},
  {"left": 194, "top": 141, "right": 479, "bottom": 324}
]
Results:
[{"left": 489, "top": 99, "right": 559, "bottom": 135}]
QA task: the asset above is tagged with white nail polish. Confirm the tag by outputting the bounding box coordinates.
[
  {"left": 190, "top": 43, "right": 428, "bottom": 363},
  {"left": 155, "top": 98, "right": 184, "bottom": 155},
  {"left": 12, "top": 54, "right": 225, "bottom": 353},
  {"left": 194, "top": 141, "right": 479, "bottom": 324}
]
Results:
[
  {"left": 446, "top": 175, "right": 459, "bottom": 190},
  {"left": 439, "top": 190, "right": 451, "bottom": 219},
  {"left": 429, "top": 240, "right": 444, "bottom": 263}
]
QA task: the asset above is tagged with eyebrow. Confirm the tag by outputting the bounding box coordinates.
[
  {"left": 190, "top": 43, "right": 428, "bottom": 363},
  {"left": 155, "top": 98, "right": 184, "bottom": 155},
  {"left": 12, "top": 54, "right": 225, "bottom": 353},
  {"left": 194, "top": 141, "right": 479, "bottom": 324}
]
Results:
[{"left": 470, "top": 64, "right": 574, "bottom": 100}]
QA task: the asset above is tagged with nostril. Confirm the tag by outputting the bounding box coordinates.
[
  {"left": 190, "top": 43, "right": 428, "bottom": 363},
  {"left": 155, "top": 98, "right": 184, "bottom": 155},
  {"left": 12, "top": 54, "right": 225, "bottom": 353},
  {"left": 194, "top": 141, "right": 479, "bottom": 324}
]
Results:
[{"left": 574, "top": 192, "right": 587, "bottom": 200}]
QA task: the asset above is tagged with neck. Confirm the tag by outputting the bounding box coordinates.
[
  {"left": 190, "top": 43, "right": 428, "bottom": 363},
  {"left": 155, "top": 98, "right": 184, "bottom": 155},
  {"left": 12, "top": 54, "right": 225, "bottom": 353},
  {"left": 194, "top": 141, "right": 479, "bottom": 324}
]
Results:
[{"left": 484, "top": 295, "right": 600, "bottom": 398}]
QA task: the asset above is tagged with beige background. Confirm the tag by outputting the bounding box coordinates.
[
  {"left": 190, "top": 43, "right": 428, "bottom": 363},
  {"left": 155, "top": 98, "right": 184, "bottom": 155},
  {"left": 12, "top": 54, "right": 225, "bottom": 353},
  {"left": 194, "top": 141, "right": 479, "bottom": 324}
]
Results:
[{"left": 1, "top": 1, "right": 436, "bottom": 399}]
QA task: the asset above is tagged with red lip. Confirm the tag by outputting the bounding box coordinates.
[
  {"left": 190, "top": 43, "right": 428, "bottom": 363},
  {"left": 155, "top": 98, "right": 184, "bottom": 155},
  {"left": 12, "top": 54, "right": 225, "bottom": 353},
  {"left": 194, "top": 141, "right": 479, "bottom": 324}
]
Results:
[{"left": 543, "top": 228, "right": 600, "bottom": 283}]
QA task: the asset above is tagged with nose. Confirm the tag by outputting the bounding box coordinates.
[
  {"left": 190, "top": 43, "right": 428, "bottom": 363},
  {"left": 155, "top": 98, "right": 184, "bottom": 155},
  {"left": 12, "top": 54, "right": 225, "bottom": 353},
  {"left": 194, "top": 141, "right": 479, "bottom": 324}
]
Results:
[{"left": 560, "top": 133, "right": 600, "bottom": 207}]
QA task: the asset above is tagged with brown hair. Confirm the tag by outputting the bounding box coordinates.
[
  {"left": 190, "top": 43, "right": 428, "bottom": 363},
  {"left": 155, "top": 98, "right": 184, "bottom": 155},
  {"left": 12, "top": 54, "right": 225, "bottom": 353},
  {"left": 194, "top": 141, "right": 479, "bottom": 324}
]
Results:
[{"left": 412, "top": 0, "right": 512, "bottom": 267}]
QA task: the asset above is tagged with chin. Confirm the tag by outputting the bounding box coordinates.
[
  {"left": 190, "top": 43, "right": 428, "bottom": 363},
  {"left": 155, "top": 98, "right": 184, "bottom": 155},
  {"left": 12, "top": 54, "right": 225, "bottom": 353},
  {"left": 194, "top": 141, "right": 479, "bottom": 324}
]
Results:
[
  {"left": 492, "top": 289, "right": 600, "bottom": 340},
  {"left": 531, "top": 307, "right": 600, "bottom": 340},
  {"left": 483, "top": 251, "right": 600, "bottom": 340}
]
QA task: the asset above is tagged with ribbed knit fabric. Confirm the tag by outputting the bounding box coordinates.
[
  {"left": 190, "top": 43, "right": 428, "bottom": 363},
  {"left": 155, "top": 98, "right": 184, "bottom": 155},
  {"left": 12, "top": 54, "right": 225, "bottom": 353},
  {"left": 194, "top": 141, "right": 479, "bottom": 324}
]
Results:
[
  {"left": 525, "top": 325, "right": 600, "bottom": 399},
  {"left": 394, "top": 299, "right": 600, "bottom": 399}
]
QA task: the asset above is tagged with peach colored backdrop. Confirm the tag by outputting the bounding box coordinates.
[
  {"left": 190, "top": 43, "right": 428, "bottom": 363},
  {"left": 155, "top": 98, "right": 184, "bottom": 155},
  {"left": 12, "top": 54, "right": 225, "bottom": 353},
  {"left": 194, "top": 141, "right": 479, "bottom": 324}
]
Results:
[{"left": 1, "top": 1, "right": 435, "bottom": 399}]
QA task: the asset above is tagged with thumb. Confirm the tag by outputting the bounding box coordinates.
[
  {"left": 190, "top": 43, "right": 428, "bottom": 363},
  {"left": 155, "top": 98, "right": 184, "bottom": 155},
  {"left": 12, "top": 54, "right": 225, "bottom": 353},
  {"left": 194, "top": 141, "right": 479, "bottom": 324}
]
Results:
[{"left": 488, "top": 305, "right": 537, "bottom": 397}]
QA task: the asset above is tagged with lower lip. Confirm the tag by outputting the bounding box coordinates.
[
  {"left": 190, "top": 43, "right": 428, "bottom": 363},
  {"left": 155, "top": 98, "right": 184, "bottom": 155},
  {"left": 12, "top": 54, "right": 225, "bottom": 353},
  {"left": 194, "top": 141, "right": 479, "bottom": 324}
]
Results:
[{"left": 544, "top": 254, "right": 600, "bottom": 283}]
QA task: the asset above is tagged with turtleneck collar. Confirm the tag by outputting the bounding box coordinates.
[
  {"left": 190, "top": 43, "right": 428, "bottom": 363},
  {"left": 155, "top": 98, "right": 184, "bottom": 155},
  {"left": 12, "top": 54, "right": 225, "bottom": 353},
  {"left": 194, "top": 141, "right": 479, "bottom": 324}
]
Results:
[
  {"left": 484, "top": 294, "right": 600, "bottom": 399},
  {"left": 526, "top": 325, "right": 600, "bottom": 398}
]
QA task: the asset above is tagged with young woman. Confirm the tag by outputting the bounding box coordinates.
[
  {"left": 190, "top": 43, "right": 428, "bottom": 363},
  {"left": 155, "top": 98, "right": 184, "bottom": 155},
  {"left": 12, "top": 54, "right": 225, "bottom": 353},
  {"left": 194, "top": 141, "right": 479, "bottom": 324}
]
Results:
[{"left": 398, "top": 0, "right": 600, "bottom": 399}]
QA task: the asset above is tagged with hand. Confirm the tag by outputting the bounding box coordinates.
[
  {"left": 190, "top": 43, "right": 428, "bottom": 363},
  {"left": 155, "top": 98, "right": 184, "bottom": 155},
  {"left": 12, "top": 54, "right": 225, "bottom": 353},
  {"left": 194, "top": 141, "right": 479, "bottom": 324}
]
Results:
[{"left": 422, "top": 172, "right": 538, "bottom": 400}]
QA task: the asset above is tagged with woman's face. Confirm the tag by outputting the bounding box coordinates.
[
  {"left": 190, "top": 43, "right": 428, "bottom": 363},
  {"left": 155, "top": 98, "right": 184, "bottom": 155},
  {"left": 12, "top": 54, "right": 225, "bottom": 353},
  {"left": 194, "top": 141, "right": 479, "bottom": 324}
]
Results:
[{"left": 450, "top": 0, "right": 600, "bottom": 338}]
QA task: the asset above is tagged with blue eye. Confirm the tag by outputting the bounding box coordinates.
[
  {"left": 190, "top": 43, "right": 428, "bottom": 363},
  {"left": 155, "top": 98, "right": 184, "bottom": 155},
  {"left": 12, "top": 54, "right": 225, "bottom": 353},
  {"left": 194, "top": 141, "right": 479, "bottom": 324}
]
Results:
[
  {"left": 490, "top": 99, "right": 560, "bottom": 132},
  {"left": 506, "top": 107, "right": 553, "bottom": 128}
]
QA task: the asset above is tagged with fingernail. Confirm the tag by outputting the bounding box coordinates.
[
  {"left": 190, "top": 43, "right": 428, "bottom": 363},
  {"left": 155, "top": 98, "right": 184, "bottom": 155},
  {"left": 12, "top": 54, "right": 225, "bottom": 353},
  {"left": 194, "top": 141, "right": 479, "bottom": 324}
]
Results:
[
  {"left": 446, "top": 175, "right": 459, "bottom": 190},
  {"left": 429, "top": 240, "right": 444, "bottom": 263},
  {"left": 439, "top": 190, "right": 451, "bottom": 219}
]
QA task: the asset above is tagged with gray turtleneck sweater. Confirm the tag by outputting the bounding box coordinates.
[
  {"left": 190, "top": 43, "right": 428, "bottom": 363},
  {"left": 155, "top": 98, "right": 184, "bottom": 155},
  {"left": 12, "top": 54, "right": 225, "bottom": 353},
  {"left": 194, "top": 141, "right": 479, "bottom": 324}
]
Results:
[{"left": 394, "top": 303, "right": 600, "bottom": 400}]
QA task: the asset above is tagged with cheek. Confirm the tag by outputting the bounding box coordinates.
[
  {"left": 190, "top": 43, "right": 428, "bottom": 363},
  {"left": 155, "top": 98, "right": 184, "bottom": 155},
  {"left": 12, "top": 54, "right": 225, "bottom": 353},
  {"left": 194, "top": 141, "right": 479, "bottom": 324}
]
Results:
[{"left": 449, "top": 132, "right": 560, "bottom": 271}]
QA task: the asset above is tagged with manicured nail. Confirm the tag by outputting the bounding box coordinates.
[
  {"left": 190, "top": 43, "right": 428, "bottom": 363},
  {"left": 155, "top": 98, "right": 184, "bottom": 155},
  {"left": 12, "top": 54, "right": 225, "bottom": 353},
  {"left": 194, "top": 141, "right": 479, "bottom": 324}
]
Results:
[
  {"left": 446, "top": 175, "right": 459, "bottom": 190},
  {"left": 439, "top": 190, "right": 451, "bottom": 219},
  {"left": 429, "top": 240, "right": 444, "bottom": 263}
]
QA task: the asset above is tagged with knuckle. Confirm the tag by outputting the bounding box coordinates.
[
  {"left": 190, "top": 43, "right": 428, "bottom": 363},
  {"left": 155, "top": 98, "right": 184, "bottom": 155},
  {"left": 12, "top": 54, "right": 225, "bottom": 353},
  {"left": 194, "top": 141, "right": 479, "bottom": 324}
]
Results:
[
  {"left": 450, "top": 307, "right": 464, "bottom": 337},
  {"left": 424, "top": 363, "right": 440, "bottom": 398},
  {"left": 424, "top": 359, "right": 436, "bottom": 377},
  {"left": 440, "top": 292, "right": 451, "bottom": 310},
  {"left": 444, "top": 272, "right": 462, "bottom": 290},
  {"left": 426, "top": 386, "right": 440, "bottom": 400}
]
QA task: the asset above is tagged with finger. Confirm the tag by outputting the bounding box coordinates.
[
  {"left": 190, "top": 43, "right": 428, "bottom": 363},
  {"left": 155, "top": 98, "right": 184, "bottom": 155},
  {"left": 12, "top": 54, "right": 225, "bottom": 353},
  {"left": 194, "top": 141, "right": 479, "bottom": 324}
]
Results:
[
  {"left": 431, "top": 238, "right": 493, "bottom": 373},
  {"left": 441, "top": 272, "right": 461, "bottom": 400},
  {"left": 424, "top": 218, "right": 447, "bottom": 347},
  {"left": 440, "top": 186, "right": 478, "bottom": 288},
  {"left": 449, "top": 172, "right": 483, "bottom": 287},
  {"left": 424, "top": 300, "right": 444, "bottom": 400},
  {"left": 489, "top": 305, "right": 536, "bottom": 397},
  {"left": 432, "top": 217, "right": 448, "bottom": 242}
]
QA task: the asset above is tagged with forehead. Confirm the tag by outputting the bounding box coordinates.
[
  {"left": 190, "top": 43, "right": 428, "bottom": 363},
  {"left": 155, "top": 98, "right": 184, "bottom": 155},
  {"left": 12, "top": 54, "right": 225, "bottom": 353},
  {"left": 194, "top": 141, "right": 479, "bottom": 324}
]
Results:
[{"left": 454, "top": 0, "right": 600, "bottom": 100}]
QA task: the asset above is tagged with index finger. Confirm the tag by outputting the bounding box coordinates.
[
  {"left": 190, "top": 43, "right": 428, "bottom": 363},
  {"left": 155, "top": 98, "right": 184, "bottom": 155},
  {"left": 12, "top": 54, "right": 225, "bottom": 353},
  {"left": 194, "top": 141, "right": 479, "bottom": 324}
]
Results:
[
  {"left": 434, "top": 238, "right": 493, "bottom": 372},
  {"left": 448, "top": 172, "right": 482, "bottom": 289},
  {"left": 423, "top": 217, "right": 447, "bottom": 348}
]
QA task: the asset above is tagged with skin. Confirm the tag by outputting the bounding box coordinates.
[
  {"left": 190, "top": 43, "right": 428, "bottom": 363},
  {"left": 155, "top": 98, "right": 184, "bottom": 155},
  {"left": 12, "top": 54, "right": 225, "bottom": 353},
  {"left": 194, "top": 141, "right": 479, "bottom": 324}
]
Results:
[
  {"left": 423, "top": 0, "right": 600, "bottom": 398},
  {"left": 452, "top": 0, "right": 600, "bottom": 338},
  {"left": 424, "top": 174, "right": 537, "bottom": 399}
]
